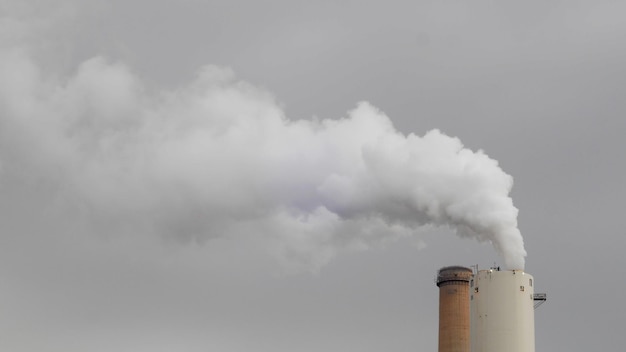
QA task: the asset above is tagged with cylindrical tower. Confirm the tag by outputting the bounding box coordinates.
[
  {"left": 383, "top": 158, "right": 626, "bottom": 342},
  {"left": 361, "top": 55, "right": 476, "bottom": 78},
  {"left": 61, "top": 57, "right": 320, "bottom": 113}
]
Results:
[
  {"left": 470, "top": 269, "right": 535, "bottom": 352},
  {"left": 436, "top": 266, "right": 473, "bottom": 352}
]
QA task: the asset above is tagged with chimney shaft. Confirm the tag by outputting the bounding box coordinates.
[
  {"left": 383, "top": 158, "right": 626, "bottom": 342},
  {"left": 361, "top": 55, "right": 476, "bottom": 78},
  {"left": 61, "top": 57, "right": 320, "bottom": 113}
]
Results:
[
  {"left": 470, "top": 269, "right": 536, "bottom": 352},
  {"left": 436, "top": 266, "right": 473, "bottom": 352}
]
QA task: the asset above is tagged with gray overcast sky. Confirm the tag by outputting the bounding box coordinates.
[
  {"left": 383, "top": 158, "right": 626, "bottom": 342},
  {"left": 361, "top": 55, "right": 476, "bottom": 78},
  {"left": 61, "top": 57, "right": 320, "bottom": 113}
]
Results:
[{"left": 1, "top": 1, "right": 625, "bottom": 351}]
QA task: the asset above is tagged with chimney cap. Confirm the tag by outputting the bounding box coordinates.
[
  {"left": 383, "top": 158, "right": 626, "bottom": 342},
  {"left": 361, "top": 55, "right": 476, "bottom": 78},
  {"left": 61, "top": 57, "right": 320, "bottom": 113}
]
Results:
[{"left": 436, "top": 266, "right": 473, "bottom": 286}]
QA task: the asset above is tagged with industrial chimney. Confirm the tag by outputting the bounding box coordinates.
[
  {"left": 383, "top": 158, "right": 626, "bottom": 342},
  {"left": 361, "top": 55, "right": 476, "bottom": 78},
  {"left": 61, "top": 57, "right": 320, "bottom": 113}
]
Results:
[
  {"left": 470, "top": 269, "right": 536, "bottom": 352},
  {"left": 436, "top": 266, "right": 473, "bottom": 352}
]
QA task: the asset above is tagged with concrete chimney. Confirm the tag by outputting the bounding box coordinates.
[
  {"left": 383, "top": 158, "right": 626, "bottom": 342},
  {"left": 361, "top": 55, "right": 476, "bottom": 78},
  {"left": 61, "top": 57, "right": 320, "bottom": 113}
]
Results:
[
  {"left": 436, "top": 266, "right": 473, "bottom": 352},
  {"left": 470, "top": 269, "right": 536, "bottom": 352}
]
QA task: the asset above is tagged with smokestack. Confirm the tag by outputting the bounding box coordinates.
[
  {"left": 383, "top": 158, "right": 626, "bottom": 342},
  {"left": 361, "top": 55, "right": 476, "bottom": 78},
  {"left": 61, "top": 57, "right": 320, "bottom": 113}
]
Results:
[
  {"left": 436, "top": 266, "right": 473, "bottom": 352},
  {"left": 470, "top": 269, "right": 536, "bottom": 352}
]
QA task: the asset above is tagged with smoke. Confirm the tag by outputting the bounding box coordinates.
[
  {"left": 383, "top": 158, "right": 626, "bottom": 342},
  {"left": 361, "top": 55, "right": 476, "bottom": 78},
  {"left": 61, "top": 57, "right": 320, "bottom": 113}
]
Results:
[{"left": 0, "top": 48, "right": 526, "bottom": 271}]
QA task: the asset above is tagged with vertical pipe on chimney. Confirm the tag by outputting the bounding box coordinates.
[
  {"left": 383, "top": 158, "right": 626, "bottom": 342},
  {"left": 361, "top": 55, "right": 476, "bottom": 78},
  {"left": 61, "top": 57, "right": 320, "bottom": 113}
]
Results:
[{"left": 436, "top": 266, "right": 473, "bottom": 352}]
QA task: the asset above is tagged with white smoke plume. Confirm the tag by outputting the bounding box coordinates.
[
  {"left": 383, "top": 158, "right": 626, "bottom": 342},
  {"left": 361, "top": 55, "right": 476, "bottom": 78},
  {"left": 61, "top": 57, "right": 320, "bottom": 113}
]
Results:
[{"left": 0, "top": 48, "right": 526, "bottom": 270}]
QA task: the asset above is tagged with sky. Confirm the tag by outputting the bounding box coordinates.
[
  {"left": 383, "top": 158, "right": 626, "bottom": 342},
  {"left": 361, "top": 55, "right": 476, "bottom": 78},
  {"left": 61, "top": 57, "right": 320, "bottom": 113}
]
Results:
[{"left": 1, "top": 1, "right": 625, "bottom": 351}]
